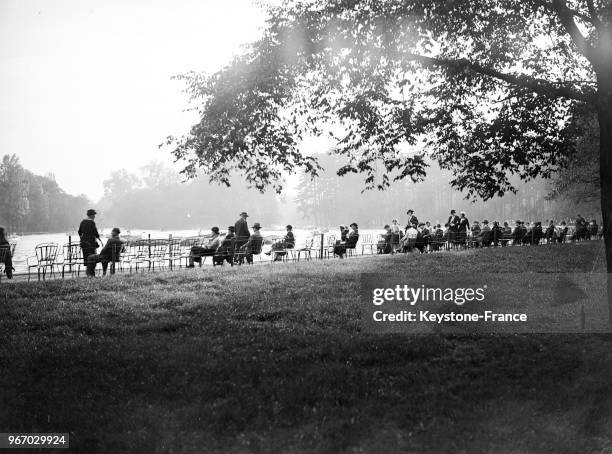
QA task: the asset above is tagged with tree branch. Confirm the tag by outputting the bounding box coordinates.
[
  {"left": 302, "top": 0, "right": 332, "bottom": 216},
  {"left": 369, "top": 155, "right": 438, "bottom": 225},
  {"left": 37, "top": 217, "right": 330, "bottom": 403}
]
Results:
[
  {"left": 585, "top": 0, "right": 605, "bottom": 29},
  {"left": 532, "top": 0, "right": 595, "bottom": 25},
  {"left": 404, "top": 53, "right": 595, "bottom": 102},
  {"left": 551, "top": 0, "right": 598, "bottom": 64}
]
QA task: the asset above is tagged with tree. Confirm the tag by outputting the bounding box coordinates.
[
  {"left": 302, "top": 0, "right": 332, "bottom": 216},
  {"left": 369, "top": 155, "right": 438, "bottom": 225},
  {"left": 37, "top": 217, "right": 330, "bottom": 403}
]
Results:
[
  {"left": 102, "top": 169, "right": 141, "bottom": 201},
  {"left": 547, "top": 105, "right": 600, "bottom": 204},
  {"left": 140, "top": 161, "right": 180, "bottom": 189},
  {"left": 0, "top": 154, "right": 28, "bottom": 232},
  {"left": 167, "top": 0, "right": 612, "bottom": 314}
]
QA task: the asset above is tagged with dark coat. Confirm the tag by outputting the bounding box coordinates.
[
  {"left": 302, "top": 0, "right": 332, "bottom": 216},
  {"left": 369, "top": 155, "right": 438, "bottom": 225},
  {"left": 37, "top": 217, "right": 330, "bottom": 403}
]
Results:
[
  {"left": 447, "top": 215, "right": 460, "bottom": 231},
  {"left": 459, "top": 217, "right": 470, "bottom": 232},
  {"left": 78, "top": 218, "right": 100, "bottom": 247},
  {"left": 346, "top": 230, "right": 359, "bottom": 248},
  {"left": 234, "top": 218, "right": 250, "bottom": 242},
  {"left": 99, "top": 237, "right": 123, "bottom": 262}
]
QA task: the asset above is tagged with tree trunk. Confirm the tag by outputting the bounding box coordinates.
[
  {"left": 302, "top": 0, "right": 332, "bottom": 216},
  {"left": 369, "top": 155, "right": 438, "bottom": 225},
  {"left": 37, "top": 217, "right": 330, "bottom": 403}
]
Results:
[{"left": 597, "top": 84, "right": 612, "bottom": 324}]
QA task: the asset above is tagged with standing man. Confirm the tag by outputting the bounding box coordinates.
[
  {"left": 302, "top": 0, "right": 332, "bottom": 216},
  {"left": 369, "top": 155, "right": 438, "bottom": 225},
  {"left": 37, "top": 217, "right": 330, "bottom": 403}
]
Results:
[
  {"left": 405, "top": 210, "right": 418, "bottom": 231},
  {"left": 78, "top": 209, "right": 100, "bottom": 268},
  {"left": 234, "top": 211, "right": 251, "bottom": 251},
  {"left": 447, "top": 209, "right": 460, "bottom": 245},
  {"left": 458, "top": 211, "right": 470, "bottom": 246}
]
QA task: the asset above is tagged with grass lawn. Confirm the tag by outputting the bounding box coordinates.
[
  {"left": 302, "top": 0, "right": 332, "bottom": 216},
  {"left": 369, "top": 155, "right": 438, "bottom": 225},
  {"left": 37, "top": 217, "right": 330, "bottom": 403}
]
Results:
[{"left": 1, "top": 242, "right": 611, "bottom": 453}]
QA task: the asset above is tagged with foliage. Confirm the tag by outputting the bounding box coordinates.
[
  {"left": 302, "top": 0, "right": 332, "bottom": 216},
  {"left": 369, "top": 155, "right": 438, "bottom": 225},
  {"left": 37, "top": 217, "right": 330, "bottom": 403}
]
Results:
[
  {"left": 0, "top": 154, "right": 90, "bottom": 233},
  {"left": 166, "top": 0, "right": 607, "bottom": 200},
  {"left": 546, "top": 105, "right": 600, "bottom": 204}
]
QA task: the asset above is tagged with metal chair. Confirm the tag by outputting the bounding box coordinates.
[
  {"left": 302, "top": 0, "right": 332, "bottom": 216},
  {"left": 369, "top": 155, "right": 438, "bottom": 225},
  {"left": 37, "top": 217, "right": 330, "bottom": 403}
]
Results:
[
  {"left": 120, "top": 241, "right": 147, "bottom": 273},
  {"left": 233, "top": 236, "right": 264, "bottom": 265},
  {"left": 323, "top": 235, "right": 336, "bottom": 259},
  {"left": 27, "top": 243, "right": 59, "bottom": 281},
  {"left": 180, "top": 236, "right": 204, "bottom": 267},
  {"left": 58, "top": 242, "right": 83, "bottom": 278},
  {"left": 295, "top": 237, "right": 314, "bottom": 261},
  {"left": 165, "top": 238, "right": 184, "bottom": 269},
  {"left": 141, "top": 239, "right": 169, "bottom": 271}
]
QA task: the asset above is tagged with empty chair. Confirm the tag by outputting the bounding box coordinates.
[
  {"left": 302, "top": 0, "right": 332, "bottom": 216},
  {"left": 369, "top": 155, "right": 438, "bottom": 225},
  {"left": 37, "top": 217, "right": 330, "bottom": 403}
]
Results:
[
  {"left": 142, "top": 239, "right": 169, "bottom": 271},
  {"left": 59, "top": 242, "right": 84, "bottom": 278},
  {"left": 296, "top": 237, "right": 315, "bottom": 261},
  {"left": 360, "top": 233, "right": 376, "bottom": 255},
  {"left": 27, "top": 243, "right": 59, "bottom": 281}
]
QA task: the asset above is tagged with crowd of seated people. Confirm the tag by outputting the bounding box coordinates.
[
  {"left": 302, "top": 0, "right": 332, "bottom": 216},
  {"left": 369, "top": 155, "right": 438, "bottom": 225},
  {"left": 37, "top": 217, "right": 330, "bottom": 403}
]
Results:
[{"left": 374, "top": 209, "right": 602, "bottom": 255}]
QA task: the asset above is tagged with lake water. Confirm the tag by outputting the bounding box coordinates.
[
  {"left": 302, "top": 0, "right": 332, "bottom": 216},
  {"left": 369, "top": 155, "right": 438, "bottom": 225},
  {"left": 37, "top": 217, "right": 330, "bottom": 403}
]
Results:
[{"left": 8, "top": 228, "right": 383, "bottom": 275}]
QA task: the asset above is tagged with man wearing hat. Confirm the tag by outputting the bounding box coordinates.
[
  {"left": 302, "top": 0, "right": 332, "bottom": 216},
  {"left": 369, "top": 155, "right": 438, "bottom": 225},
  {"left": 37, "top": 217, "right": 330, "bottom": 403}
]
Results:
[
  {"left": 447, "top": 209, "right": 460, "bottom": 245},
  {"left": 78, "top": 209, "right": 101, "bottom": 266},
  {"left": 214, "top": 226, "right": 236, "bottom": 265},
  {"left": 458, "top": 211, "right": 470, "bottom": 246},
  {"left": 512, "top": 220, "right": 525, "bottom": 245},
  {"left": 405, "top": 210, "right": 419, "bottom": 231},
  {"left": 239, "top": 222, "right": 263, "bottom": 264},
  {"left": 188, "top": 227, "right": 221, "bottom": 267},
  {"left": 86, "top": 227, "right": 123, "bottom": 276},
  {"left": 234, "top": 211, "right": 251, "bottom": 251}
]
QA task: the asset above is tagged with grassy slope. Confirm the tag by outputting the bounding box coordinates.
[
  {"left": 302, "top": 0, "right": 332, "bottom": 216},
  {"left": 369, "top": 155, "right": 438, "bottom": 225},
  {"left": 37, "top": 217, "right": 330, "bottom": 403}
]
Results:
[{"left": 0, "top": 242, "right": 611, "bottom": 453}]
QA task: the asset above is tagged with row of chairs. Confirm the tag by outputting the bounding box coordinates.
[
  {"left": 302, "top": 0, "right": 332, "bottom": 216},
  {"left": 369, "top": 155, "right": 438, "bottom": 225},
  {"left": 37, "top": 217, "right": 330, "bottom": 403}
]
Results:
[
  {"left": 20, "top": 235, "right": 317, "bottom": 280},
  {"left": 9, "top": 229, "right": 601, "bottom": 281},
  {"left": 22, "top": 238, "right": 205, "bottom": 280}
]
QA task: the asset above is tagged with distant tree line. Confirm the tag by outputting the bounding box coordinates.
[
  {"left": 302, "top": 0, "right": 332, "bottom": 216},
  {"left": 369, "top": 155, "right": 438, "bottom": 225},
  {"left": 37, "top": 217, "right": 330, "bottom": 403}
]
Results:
[
  {"left": 296, "top": 154, "right": 599, "bottom": 228},
  {"left": 0, "top": 154, "right": 90, "bottom": 234},
  {"left": 99, "top": 161, "right": 282, "bottom": 230}
]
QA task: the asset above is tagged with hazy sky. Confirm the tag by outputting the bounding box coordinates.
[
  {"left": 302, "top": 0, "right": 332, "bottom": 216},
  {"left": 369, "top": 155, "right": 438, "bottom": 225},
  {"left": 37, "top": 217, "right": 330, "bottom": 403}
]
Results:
[{"left": 0, "top": 0, "right": 272, "bottom": 200}]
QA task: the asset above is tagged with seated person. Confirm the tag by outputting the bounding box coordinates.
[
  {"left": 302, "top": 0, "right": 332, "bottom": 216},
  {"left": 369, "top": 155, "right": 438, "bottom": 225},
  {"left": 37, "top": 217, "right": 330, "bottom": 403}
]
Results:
[
  {"left": 214, "top": 226, "right": 236, "bottom": 265},
  {"left": 512, "top": 220, "right": 525, "bottom": 245},
  {"left": 415, "top": 224, "right": 428, "bottom": 253},
  {"left": 470, "top": 221, "right": 482, "bottom": 246},
  {"left": 390, "top": 219, "right": 402, "bottom": 251},
  {"left": 86, "top": 227, "right": 123, "bottom": 277},
  {"left": 188, "top": 227, "right": 221, "bottom": 267},
  {"left": 522, "top": 222, "right": 535, "bottom": 244},
  {"left": 545, "top": 220, "right": 556, "bottom": 243},
  {"left": 238, "top": 222, "right": 263, "bottom": 264},
  {"left": 267, "top": 225, "right": 296, "bottom": 261},
  {"left": 490, "top": 221, "right": 502, "bottom": 246},
  {"left": 419, "top": 222, "right": 431, "bottom": 250},
  {"left": 334, "top": 223, "right": 359, "bottom": 258},
  {"left": 557, "top": 222, "right": 568, "bottom": 243},
  {"left": 400, "top": 223, "right": 419, "bottom": 252},
  {"left": 339, "top": 225, "right": 349, "bottom": 242},
  {"left": 501, "top": 222, "right": 513, "bottom": 246},
  {"left": 589, "top": 220, "right": 599, "bottom": 239},
  {"left": 431, "top": 224, "right": 445, "bottom": 251},
  {"left": 377, "top": 225, "right": 393, "bottom": 254},
  {"left": 532, "top": 222, "right": 543, "bottom": 244},
  {"left": 480, "top": 220, "right": 493, "bottom": 247},
  {"left": 0, "top": 226, "right": 14, "bottom": 279}
]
